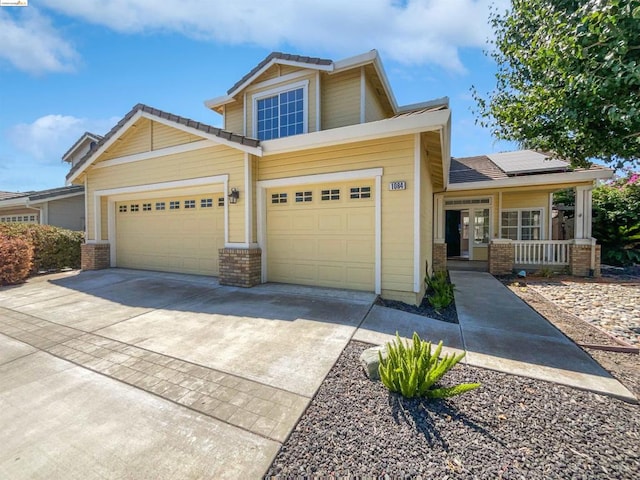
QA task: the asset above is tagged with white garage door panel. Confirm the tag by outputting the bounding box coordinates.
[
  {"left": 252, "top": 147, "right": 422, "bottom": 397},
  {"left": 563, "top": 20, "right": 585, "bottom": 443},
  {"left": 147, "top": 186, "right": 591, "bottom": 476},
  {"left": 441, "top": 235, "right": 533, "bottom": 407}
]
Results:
[
  {"left": 116, "top": 194, "right": 224, "bottom": 276},
  {"left": 266, "top": 182, "right": 375, "bottom": 291}
]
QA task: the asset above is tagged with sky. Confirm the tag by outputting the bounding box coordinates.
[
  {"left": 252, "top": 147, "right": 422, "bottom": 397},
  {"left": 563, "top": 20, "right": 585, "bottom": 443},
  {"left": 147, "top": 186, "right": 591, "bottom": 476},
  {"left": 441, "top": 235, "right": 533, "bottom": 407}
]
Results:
[{"left": 0, "top": 0, "right": 516, "bottom": 192}]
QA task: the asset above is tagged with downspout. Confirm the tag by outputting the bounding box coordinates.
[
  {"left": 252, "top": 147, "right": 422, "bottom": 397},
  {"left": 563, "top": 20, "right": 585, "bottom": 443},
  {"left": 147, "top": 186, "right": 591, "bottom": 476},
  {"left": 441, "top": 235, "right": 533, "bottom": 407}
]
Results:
[{"left": 24, "top": 198, "right": 43, "bottom": 224}]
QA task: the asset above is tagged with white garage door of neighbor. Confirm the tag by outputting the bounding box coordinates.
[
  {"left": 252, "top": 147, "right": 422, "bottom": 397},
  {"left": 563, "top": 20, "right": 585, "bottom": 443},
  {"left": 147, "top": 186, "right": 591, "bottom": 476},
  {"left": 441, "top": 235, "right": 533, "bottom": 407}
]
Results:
[
  {"left": 266, "top": 181, "right": 375, "bottom": 291},
  {"left": 116, "top": 194, "right": 225, "bottom": 275}
]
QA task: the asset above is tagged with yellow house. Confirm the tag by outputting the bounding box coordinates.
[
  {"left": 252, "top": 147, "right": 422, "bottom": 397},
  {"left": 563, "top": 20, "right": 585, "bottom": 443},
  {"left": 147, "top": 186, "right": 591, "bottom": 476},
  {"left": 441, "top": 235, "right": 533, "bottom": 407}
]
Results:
[{"left": 67, "top": 50, "right": 612, "bottom": 305}]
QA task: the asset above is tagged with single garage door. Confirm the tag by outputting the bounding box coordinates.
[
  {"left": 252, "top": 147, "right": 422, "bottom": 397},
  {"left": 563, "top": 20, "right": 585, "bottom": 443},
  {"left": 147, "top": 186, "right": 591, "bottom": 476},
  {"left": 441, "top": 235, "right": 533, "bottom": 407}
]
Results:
[
  {"left": 116, "top": 194, "right": 225, "bottom": 275},
  {"left": 266, "top": 181, "right": 375, "bottom": 291}
]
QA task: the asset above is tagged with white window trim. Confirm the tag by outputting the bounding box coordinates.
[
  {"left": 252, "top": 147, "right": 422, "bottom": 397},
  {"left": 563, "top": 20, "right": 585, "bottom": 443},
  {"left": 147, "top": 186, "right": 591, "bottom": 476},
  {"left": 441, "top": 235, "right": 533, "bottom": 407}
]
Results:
[
  {"left": 256, "top": 168, "right": 383, "bottom": 294},
  {"left": 252, "top": 79, "right": 309, "bottom": 140},
  {"left": 500, "top": 207, "right": 546, "bottom": 241}
]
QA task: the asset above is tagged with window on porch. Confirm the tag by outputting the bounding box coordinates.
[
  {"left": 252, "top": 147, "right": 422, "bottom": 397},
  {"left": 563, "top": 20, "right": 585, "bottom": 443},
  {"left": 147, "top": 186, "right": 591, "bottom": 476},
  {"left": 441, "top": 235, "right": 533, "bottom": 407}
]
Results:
[{"left": 501, "top": 209, "right": 543, "bottom": 240}]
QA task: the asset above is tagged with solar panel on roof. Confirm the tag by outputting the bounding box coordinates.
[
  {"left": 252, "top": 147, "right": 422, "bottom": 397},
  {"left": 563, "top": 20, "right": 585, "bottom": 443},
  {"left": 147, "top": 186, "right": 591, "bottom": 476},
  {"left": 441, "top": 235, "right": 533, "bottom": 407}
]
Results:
[{"left": 487, "top": 150, "right": 569, "bottom": 175}]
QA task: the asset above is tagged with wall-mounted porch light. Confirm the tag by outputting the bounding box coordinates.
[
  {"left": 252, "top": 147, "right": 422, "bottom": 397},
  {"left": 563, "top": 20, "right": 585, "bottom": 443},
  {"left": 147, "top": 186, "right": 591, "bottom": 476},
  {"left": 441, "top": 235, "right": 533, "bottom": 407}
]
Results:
[{"left": 228, "top": 188, "right": 240, "bottom": 204}]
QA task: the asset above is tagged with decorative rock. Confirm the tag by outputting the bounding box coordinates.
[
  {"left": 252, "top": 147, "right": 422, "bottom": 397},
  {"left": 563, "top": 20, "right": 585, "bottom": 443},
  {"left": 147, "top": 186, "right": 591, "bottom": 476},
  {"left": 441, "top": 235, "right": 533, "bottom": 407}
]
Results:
[{"left": 359, "top": 345, "right": 387, "bottom": 380}]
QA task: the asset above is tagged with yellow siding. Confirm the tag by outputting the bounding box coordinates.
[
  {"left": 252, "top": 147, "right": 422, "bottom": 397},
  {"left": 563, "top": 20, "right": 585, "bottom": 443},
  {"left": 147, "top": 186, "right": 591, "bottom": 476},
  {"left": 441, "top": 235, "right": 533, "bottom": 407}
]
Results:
[
  {"left": 100, "top": 118, "right": 151, "bottom": 161},
  {"left": 86, "top": 145, "right": 245, "bottom": 243},
  {"left": 321, "top": 69, "right": 361, "bottom": 130},
  {"left": 151, "top": 122, "right": 200, "bottom": 150},
  {"left": 260, "top": 135, "right": 415, "bottom": 294},
  {"left": 365, "top": 77, "right": 388, "bottom": 123},
  {"left": 473, "top": 246, "right": 488, "bottom": 261},
  {"left": 224, "top": 102, "right": 244, "bottom": 134},
  {"left": 502, "top": 191, "right": 549, "bottom": 209}
]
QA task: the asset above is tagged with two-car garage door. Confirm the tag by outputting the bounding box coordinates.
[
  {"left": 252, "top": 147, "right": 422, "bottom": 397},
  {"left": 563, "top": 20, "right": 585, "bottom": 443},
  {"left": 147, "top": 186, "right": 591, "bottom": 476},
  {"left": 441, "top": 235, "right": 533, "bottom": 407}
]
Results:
[
  {"left": 116, "top": 194, "right": 225, "bottom": 275},
  {"left": 266, "top": 181, "right": 375, "bottom": 291}
]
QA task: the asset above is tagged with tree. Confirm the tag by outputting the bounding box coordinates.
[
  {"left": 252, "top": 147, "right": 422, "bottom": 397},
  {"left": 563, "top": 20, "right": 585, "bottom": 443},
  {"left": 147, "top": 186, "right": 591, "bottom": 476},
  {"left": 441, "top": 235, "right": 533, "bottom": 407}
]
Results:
[
  {"left": 592, "top": 170, "right": 640, "bottom": 265},
  {"left": 474, "top": 0, "right": 640, "bottom": 168}
]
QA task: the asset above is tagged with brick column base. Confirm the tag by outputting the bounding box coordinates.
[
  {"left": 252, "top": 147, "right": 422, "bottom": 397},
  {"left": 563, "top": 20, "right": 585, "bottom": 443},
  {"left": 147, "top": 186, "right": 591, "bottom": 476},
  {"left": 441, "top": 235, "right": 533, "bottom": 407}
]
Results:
[
  {"left": 432, "top": 243, "right": 447, "bottom": 273},
  {"left": 488, "top": 241, "right": 515, "bottom": 275},
  {"left": 570, "top": 243, "right": 601, "bottom": 277},
  {"left": 218, "top": 248, "right": 262, "bottom": 287},
  {"left": 81, "top": 243, "right": 110, "bottom": 270}
]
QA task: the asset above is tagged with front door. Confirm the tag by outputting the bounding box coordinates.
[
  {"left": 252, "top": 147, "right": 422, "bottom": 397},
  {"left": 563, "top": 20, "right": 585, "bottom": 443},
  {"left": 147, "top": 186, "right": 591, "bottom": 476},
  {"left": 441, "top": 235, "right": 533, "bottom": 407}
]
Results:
[{"left": 445, "top": 210, "right": 461, "bottom": 257}]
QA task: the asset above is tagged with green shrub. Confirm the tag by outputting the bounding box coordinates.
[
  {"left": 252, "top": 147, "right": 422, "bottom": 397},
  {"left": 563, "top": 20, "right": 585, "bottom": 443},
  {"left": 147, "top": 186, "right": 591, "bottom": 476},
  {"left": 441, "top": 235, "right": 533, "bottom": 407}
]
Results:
[
  {"left": 0, "top": 224, "right": 83, "bottom": 272},
  {"left": 425, "top": 271, "right": 455, "bottom": 311},
  {"left": 378, "top": 332, "right": 480, "bottom": 399},
  {"left": 0, "top": 235, "right": 34, "bottom": 285}
]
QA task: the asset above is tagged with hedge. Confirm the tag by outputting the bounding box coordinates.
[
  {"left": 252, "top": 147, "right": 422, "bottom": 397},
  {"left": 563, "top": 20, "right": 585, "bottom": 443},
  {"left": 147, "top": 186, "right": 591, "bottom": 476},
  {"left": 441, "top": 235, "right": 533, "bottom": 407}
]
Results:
[
  {"left": 0, "top": 235, "right": 34, "bottom": 285},
  {"left": 0, "top": 224, "right": 84, "bottom": 275}
]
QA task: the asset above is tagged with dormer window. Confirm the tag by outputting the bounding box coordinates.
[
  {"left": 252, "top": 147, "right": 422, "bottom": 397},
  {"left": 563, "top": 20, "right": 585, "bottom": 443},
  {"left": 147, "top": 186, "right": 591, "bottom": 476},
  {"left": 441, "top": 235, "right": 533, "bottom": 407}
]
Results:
[{"left": 253, "top": 80, "right": 308, "bottom": 140}]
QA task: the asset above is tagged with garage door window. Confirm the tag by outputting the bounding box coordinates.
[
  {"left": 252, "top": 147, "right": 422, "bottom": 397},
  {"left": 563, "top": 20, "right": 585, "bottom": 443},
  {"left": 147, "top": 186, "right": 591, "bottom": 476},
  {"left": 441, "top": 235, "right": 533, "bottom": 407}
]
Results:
[
  {"left": 119, "top": 205, "right": 127, "bottom": 213},
  {"left": 321, "top": 189, "right": 340, "bottom": 201},
  {"left": 170, "top": 201, "right": 180, "bottom": 210},
  {"left": 201, "top": 198, "right": 213, "bottom": 208},
  {"left": 155, "top": 202, "right": 165, "bottom": 210},
  {"left": 143, "top": 203, "right": 152, "bottom": 211},
  {"left": 184, "top": 200, "right": 195, "bottom": 209},
  {"left": 218, "top": 197, "right": 225, "bottom": 207},
  {"left": 130, "top": 204, "right": 139, "bottom": 212},
  {"left": 350, "top": 186, "right": 371, "bottom": 199},
  {"left": 271, "top": 193, "right": 287, "bottom": 204},
  {"left": 295, "top": 191, "right": 312, "bottom": 203}
]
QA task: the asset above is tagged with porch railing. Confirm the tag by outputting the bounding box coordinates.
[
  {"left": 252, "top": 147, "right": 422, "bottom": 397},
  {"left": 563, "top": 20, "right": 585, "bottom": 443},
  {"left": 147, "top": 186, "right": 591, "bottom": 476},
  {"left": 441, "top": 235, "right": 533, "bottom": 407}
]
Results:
[{"left": 514, "top": 240, "right": 572, "bottom": 265}]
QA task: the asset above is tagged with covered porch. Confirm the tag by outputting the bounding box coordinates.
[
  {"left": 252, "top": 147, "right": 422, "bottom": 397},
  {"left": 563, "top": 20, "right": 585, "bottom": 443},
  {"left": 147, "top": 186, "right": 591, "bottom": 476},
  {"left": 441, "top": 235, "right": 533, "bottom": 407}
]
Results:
[{"left": 432, "top": 151, "right": 613, "bottom": 276}]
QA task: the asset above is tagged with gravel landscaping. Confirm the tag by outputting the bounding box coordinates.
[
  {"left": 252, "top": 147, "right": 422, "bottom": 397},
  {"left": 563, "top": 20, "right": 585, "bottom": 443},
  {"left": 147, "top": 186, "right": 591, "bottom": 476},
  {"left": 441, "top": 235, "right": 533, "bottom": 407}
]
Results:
[
  {"left": 267, "top": 270, "right": 639, "bottom": 478},
  {"left": 265, "top": 341, "right": 639, "bottom": 479}
]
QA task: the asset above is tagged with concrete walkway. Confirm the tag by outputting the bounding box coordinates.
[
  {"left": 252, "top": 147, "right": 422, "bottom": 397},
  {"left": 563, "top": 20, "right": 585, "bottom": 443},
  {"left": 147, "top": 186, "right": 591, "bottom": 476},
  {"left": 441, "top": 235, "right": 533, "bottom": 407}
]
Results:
[
  {"left": 0, "top": 269, "right": 376, "bottom": 479},
  {"left": 357, "top": 271, "right": 636, "bottom": 403}
]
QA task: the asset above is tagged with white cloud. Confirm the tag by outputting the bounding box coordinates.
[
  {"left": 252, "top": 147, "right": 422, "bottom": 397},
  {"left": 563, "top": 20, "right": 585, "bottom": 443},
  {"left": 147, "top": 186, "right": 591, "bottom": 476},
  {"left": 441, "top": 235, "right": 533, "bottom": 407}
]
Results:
[
  {"left": 0, "top": 8, "right": 78, "bottom": 74},
  {"left": 38, "top": 0, "right": 508, "bottom": 73},
  {"left": 8, "top": 114, "right": 116, "bottom": 163}
]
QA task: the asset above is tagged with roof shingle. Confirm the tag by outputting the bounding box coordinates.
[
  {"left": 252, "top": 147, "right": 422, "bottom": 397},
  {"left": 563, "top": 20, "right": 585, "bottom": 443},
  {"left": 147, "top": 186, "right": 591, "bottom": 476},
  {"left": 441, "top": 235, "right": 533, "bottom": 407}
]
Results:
[
  {"left": 227, "top": 52, "right": 333, "bottom": 95},
  {"left": 66, "top": 104, "right": 260, "bottom": 180}
]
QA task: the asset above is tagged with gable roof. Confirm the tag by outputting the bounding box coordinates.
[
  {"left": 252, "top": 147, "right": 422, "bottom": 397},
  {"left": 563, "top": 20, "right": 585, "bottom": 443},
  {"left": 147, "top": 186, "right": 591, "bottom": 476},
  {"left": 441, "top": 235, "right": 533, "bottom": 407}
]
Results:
[
  {"left": 66, "top": 103, "right": 261, "bottom": 182},
  {"left": 449, "top": 150, "right": 613, "bottom": 189},
  {"left": 62, "top": 132, "right": 103, "bottom": 163},
  {"left": 0, "top": 185, "right": 84, "bottom": 207},
  {"left": 205, "top": 49, "right": 402, "bottom": 114},
  {"left": 227, "top": 52, "right": 333, "bottom": 95}
]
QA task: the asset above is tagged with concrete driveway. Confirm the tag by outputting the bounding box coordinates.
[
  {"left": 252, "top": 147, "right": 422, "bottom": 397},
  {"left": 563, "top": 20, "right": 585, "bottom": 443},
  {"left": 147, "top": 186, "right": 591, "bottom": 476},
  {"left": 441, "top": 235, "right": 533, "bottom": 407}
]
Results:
[{"left": 0, "top": 269, "right": 376, "bottom": 479}]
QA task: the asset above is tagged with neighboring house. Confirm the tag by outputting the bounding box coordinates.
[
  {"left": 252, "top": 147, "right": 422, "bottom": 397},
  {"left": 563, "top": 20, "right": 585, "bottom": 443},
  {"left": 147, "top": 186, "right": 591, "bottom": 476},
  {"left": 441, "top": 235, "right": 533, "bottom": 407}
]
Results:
[
  {"left": 62, "top": 132, "right": 103, "bottom": 168},
  {"left": 0, "top": 185, "right": 85, "bottom": 231},
  {"left": 66, "top": 50, "right": 612, "bottom": 305},
  {"left": 0, "top": 132, "right": 99, "bottom": 231}
]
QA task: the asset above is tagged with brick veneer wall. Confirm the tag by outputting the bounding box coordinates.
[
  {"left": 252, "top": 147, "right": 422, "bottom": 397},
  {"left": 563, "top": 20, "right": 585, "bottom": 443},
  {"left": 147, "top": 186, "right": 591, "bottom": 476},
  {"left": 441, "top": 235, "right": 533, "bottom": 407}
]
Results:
[
  {"left": 432, "top": 243, "right": 447, "bottom": 273},
  {"left": 81, "top": 243, "right": 110, "bottom": 270},
  {"left": 218, "top": 248, "right": 262, "bottom": 287},
  {"left": 570, "top": 243, "right": 601, "bottom": 277},
  {"left": 488, "top": 241, "right": 515, "bottom": 275}
]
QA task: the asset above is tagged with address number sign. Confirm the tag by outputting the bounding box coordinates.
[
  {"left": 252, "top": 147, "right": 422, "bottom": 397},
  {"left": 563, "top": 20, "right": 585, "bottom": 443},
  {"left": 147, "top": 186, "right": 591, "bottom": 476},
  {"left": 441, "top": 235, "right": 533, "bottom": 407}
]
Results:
[{"left": 389, "top": 181, "right": 406, "bottom": 191}]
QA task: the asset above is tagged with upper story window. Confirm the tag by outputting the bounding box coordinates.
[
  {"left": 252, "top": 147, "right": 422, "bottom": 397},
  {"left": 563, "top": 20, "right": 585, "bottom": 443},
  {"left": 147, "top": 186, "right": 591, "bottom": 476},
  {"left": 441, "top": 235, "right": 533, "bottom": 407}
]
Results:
[{"left": 253, "top": 80, "right": 308, "bottom": 141}]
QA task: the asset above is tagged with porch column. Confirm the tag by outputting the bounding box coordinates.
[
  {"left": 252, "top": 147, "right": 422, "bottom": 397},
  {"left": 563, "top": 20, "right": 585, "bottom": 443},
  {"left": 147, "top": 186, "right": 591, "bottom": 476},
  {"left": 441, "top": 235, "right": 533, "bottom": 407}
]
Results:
[
  {"left": 488, "top": 239, "right": 514, "bottom": 275},
  {"left": 433, "top": 194, "right": 445, "bottom": 242},
  {"left": 574, "top": 186, "right": 593, "bottom": 239}
]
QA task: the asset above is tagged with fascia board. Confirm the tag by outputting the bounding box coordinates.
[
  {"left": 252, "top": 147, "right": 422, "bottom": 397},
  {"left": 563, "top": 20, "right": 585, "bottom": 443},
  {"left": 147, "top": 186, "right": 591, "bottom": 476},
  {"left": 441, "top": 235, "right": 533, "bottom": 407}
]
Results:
[
  {"left": 204, "top": 94, "right": 235, "bottom": 110},
  {"left": 447, "top": 169, "right": 614, "bottom": 191},
  {"left": 262, "top": 109, "right": 450, "bottom": 155}
]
